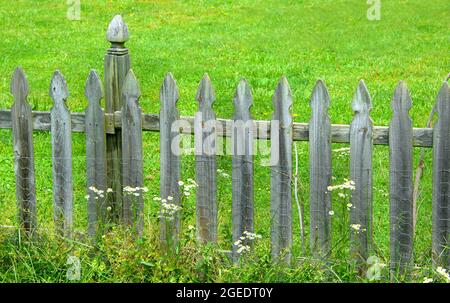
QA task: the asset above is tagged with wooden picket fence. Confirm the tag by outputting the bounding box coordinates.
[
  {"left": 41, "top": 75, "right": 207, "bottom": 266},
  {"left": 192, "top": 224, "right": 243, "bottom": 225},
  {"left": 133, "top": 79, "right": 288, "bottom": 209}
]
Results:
[{"left": 0, "top": 16, "right": 449, "bottom": 274}]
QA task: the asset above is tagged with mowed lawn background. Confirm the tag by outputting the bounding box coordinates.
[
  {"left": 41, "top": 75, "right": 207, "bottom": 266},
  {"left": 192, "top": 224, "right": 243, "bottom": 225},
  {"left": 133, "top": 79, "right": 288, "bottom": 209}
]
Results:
[{"left": 0, "top": 0, "right": 448, "bottom": 282}]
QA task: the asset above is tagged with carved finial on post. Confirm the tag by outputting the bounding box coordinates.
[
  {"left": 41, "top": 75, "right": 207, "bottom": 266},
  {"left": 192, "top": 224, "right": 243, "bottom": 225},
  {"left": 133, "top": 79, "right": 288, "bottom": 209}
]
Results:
[{"left": 107, "top": 15, "right": 129, "bottom": 46}]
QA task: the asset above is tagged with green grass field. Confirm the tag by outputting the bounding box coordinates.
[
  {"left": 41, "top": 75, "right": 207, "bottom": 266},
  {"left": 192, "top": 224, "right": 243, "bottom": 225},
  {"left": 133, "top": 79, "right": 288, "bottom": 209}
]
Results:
[{"left": 0, "top": 0, "right": 449, "bottom": 282}]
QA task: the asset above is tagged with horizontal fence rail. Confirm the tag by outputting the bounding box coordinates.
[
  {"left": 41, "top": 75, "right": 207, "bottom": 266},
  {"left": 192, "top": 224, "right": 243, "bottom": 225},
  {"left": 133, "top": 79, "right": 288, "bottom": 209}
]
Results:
[{"left": 0, "top": 110, "right": 434, "bottom": 147}]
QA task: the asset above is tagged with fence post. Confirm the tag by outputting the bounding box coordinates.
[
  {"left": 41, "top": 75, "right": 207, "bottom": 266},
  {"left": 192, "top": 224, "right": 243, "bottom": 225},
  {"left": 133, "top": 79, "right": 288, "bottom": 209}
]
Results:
[
  {"left": 50, "top": 70, "right": 73, "bottom": 237},
  {"left": 389, "top": 81, "right": 414, "bottom": 275},
  {"left": 309, "top": 80, "right": 332, "bottom": 257},
  {"left": 270, "top": 76, "right": 293, "bottom": 264},
  {"left": 349, "top": 80, "right": 373, "bottom": 269},
  {"left": 194, "top": 74, "right": 217, "bottom": 243},
  {"left": 85, "top": 70, "right": 107, "bottom": 238},
  {"left": 10, "top": 67, "right": 37, "bottom": 236},
  {"left": 104, "top": 15, "right": 131, "bottom": 223},
  {"left": 232, "top": 79, "right": 254, "bottom": 262},
  {"left": 160, "top": 73, "right": 181, "bottom": 247},
  {"left": 432, "top": 80, "right": 450, "bottom": 268}
]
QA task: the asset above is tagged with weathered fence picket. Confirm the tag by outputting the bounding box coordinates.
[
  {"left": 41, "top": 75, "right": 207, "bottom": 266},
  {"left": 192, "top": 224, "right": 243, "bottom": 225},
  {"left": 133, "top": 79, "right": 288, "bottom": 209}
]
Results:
[
  {"left": 389, "top": 81, "right": 414, "bottom": 274},
  {"left": 309, "top": 80, "right": 332, "bottom": 256},
  {"left": 104, "top": 15, "right": 131, "bottom": 223},
  {"left": 432, "top": 80, "right": 450, "bottom": 268},
  {"left": 85, "top": 70, "right": 107, "bottom": 238},
  {"left": 349, "top": 80, "right": 373, "bottom": 265},
  {"left": 10, "top": 68, "right": 37, "bottom": 236},
  {"left": 50, "top": 70, "right": 73, "bottom": 237},
  {"left": 194, "top": 74, "right": 218, "bottom": 243},
  {"left": 270, "top": 76, "right": 293, "bottom": 263},
  {"left": 160, "top": 73, "right": 181, "bottom": 246},
  {"left": 121, "top": 70, "right": 144, "bottom": 236},
  {"left": 231, "top": 79, "right": 254, "bottom": 261}
]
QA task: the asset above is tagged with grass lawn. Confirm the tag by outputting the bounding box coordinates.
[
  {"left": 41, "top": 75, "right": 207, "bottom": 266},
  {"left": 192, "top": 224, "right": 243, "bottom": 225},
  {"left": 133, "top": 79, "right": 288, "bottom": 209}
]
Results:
[{"left": 0, "top": 0, "right": 448, "bottom": 282}]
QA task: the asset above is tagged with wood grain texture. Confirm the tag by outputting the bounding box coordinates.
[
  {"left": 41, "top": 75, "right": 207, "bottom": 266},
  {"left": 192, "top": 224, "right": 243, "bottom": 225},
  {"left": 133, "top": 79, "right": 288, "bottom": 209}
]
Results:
[
  {"left": 104, "top": 15, "right": 131, "bottom": 224},
  {"left": 10, "top": 67, "right": 37, "bottom": 236},
  {"left": 121, "top": 69, "right": 144, "bottom": 236},
  {"left": 389, "top": 81, "right": 414, "bottom": 274},
  {"left": 270, "top": 76, "right": 292, "bottom": 263},
  {"left": 231, "top": 79, "right": 254, "bottom": 261},
  {"left": 309, "top": 80, "right": 332, "bottom": 256},
  {"left": 85, "top": 70, "right": 107, "bottom": 238},
  {"left": 194, "top": 74, "right": 217, "bottom": 243},
  {"left": 50, "top": 70, "right": 73, "bottom": 237},
  {"left": 0, "top": 110, "right": 434, "bottom": 147},
  {"left": 160, "top": 73, "right": 181, "bottom": 245},
  {"left": 349, "top": 80, "right": 373, "bottom": 265},
  {"left": 432, "top": 80, "right": 450, "bottom": 268}
]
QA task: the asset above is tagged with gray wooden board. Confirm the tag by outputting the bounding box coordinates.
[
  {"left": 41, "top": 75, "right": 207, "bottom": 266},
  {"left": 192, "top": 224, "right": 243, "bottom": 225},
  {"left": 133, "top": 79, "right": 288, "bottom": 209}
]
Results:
[
  {"left": 159, "top": 73, "right": 181, "bottom": 245},
  {"left": 121, "top": 69, "right": 144, "bottom": 236},
  {"left": 389, "top": 81, "right": 414, "bottom": 273},
  {"left": 349, "top": 80, "right": 373, "bottom": 264},
  {"left": 270, "top": 76, "right": 293, "bottom": 263},
  {"left": 10, "top": 67, "right": 37, "bottom": 235},
  {"left": 309, "top": 80, "right": 332, "bottom": 256},
  {"left": 104, "top": 15, "right": 131, "bottom": 223},
  {"left": 231, "top": 79, "right": 254, "bottom": 261},
  {"left": 50, "top": 70, "right": 73, "bottom": 237},
  {"left": 432, "top": 81, "right": 450, "bottom": 268},
  {"left": 85, "top": 70, "right": 107, "bottom": 237},
  {"left": 194, "top": 74, "right": 217, "bottom": 243},
  {"left": 0, "top": 110, "right": 433, "bottom": 147}
]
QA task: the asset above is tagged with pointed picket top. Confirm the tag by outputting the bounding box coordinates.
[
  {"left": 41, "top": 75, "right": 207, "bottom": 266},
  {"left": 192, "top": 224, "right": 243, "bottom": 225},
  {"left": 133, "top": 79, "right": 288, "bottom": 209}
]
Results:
[
  {"left": 272, "top": 76, "right": 292, "bottom": 128},
  {"left": 436, "top": 81, "right": 450, "bottom": 110},
  {"left": 107, "top": 15, "right": 129, "bottom": 43},
  {"left": 310, "top": 79, "right": 330, "bottom": 110},
  {"left": 352, "top": 80, "right": 372, "bottom": 114},
  {"left": 391, "top": 81, "right": 412, "bottom": 114},
  {"left": 233, "top": 79, "right": 253, "bottom": 121},
  {"left": 11, "top": 67, "right": 29, "bottom": 102},
  {"left": 196, "top": 74, "right": 216, "bottom": 112},
  {"left": 122, "top": 69, "right": 141, "bottom": 101},
  {"left": 85, "top": 70, "right": 103, "bottom": 106},
  {"left": 49, "top": 70, "right": 69, "bottom": 106},
  {"left": 160, "top": 72, "right": 179, "bottom": 108}
]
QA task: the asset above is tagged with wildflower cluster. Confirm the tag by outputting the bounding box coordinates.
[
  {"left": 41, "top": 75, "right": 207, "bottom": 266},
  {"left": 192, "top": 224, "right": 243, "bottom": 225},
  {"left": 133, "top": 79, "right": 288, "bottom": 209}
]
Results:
[
  {"left": 327, "top": 179, "right": 356, "bottom": 192},
  {"left": 123, "top": 186, "right": 149, "bottom": 197},
  {"left": 436, "top": 266, "right": 450, "bottom": 282},
  {"left": 350, "top": 223, "right": 366, "bottom": 234},
  {"left": 233, "top": 231, "right": 262, "bottom": 254},
  {"left": 178, "top": 178, "right": 198, "bottom": 197},
  {"left": 153, "top": 195, "right": 182, "bottom": 221},
  {"left": 87, "top": 186, "right": 112, "bottom": 199},
  {"left": 217, "top": 169, "right": 230, "bottom": 178}
]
